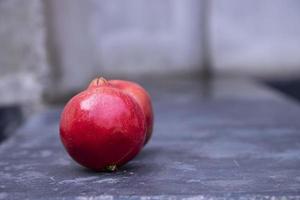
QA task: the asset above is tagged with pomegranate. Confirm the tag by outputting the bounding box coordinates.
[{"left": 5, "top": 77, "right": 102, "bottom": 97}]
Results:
[{"left": 59, "top": 77, "right": 153, "bottom": 171}]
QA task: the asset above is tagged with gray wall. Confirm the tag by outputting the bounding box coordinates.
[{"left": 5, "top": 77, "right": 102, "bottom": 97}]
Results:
[
  {"left": 46, "top": 0, "right": 300, "bottom": 94},
  {"left": 0, "top": 0, "right": 47, "bottom": 109},
  {"left": 46, "top": 0, "right": 204, "bottom": 93},
  {"left": 0, "top": 0, "right": 300, "bottom": 106},
  {"left": 212, "top": 0, "right": 300, "bottom": 77}
]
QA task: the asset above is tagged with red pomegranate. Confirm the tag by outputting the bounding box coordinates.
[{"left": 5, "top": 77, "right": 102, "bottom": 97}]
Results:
[
  {"left": 108, "top": 80, "right": 153, "bottom": 144},
  {"left": 59, "top": 77, "right": 153, "bottom": 171}
]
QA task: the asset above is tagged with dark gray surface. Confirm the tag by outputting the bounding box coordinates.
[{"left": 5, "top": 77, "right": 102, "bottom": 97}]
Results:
[
  {"left": 1, "top": 78, "right": 300, "bottom": 199},
  {"left": 0, "top": 105, "right": 23, "bottom": 143}
]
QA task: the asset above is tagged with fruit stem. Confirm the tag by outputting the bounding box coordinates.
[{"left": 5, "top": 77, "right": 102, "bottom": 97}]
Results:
[
  {"left": 88, "top": 77, "right": 109, "bottom": 89},
  {"left": 96, "top": 77, "right": 108, "bottom": 86},
  {"left": 105, "top": 164, "right": 117, "bottom": 172}
]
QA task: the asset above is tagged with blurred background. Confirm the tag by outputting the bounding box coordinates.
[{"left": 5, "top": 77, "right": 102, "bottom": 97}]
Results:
[{"left": 1, "top": 0, "right": 300, "bottom": 140}]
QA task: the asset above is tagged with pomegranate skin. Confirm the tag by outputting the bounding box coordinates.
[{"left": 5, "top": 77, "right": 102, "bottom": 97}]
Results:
[
  {"left": 108, "top": 80, "right": 154, "bottom": 145},
  {"left": 59, "top": 84, "right": 146, "bottom": 171}
]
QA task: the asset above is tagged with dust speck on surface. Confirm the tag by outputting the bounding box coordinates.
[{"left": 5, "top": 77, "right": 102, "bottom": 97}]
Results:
[
  {"left": 233, "top": 159, "right": 240, "bottom": 168},
  {"left": 59, "top": 177, "right": 98, "bottom": 184},
  {"left": 187, "top": 179, "right": 202, "bottom": 183},
  {"left": 204, "top": 180, "right": 253, "bottom": 187},
  {"left": 181, "top": 195, "right": 206, "bottom": 200},
  {"left": 18, "top": 171, "right": 46, "bottom": 181},
  {"left": 173, "top": 162, "right": 196, "bottom": 171},
  {"left": 54, "top": 158, "right": 71, "bottom": 166},
  {"left": 94, "top": 178, "right": 119, "bottom": 184},
  {"left": 40, "top": 150, "right": 52, "bottom": 157},
  {"left": 76, "top": 195, "right": 113, "bottom": 200}
]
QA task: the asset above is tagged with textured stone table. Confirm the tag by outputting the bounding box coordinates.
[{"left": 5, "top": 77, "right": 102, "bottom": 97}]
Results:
[{"left": 1, "top": 78, "right": 300, "bottom": 199}]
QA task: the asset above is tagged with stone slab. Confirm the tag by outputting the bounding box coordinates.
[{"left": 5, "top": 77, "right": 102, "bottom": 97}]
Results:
[{"left": 0, "top": 78, "right": 300, "bottom": 199}]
